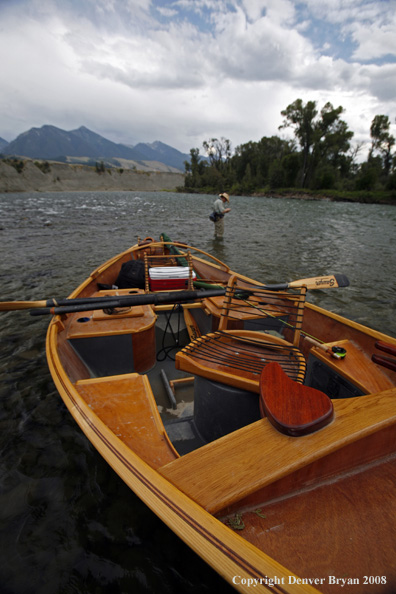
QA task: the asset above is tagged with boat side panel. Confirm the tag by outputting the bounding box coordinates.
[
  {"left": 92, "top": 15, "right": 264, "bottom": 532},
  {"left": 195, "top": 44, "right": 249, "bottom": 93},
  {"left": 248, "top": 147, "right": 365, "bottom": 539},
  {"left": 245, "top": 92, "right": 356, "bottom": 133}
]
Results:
[{"left": 302, "top": 304, "right": 396, "bottom": 384}]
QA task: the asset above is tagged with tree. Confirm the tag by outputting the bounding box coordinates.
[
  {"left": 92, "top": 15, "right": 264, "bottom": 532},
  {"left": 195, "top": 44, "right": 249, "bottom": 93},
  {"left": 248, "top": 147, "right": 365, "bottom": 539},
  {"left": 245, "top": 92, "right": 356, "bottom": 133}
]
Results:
[
  {"left": 184, "top": 148, "right": 207, "bottom": 189},
  {"left": 202, "top": 137, "right": 232, "bottom": 170},
  {"left": 370, "top": 115, "right": 395, "bottom": 176},
  {"left": 279, "top": 99, "right": 317, "bottom": 187},
  {"left": 279, "top": 99, "right": 353, "bottom": 188}
]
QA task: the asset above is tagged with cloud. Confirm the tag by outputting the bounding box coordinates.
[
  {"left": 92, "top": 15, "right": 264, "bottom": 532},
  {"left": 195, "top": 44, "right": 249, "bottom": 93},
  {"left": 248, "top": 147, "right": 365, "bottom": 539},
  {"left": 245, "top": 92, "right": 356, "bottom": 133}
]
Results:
[{"left": 0, "top": 0, "right": 395, "bottom": 156}]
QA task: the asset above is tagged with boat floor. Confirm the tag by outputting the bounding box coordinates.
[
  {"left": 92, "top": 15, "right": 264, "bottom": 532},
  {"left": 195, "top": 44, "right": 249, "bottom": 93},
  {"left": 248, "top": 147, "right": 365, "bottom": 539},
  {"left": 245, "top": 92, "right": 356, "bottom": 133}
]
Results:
[{"left": 225, "top": 454, "right": 396, "bottom": 594}]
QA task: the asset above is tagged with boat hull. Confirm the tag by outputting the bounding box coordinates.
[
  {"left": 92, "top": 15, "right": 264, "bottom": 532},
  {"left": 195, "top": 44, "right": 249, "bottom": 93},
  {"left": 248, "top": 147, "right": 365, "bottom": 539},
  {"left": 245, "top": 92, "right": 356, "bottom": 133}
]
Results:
[{"left": 45, "top": 237, "right": 396, "bottom": 593}]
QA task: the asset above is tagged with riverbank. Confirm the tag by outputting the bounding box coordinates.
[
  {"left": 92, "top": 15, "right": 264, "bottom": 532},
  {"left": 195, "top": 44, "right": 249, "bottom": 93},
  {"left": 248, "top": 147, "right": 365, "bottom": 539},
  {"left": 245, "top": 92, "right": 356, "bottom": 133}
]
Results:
[
  {"left": 0, "top": 159, "right": 184, "bottom": 193},
  {"left": 183, "top": 186, "right": 395, "bottom": 205},
  {"left": 255, "top": 188, "right": 396, "bottom": 205}
]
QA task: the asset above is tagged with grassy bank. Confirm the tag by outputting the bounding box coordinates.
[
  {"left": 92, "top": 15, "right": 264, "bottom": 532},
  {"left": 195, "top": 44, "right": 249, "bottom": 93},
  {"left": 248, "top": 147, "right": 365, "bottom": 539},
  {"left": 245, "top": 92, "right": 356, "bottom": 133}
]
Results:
[
  {"left": 255, "top": 188, "right": 396, "bottom": 205},
  {"left": 181, "top": 186, "right": 396, "bottom": 205}
]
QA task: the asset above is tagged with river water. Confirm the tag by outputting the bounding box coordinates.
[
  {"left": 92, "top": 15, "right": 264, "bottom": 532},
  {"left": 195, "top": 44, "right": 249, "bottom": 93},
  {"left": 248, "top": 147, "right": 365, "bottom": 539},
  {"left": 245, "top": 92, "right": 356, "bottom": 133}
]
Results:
[{"left": 0, "top": 191, "right": 395, "bottom": 594}]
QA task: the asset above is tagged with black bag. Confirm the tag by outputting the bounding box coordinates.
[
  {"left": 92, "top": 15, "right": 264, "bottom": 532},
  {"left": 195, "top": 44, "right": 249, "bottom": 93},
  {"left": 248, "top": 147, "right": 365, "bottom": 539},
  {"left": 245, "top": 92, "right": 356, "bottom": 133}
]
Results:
[
  {"left": 209, "top": 211, "right": 223, "bottom": 222},
  {"left": 115, "top": 259, "right": 146, "bottom": 289}
]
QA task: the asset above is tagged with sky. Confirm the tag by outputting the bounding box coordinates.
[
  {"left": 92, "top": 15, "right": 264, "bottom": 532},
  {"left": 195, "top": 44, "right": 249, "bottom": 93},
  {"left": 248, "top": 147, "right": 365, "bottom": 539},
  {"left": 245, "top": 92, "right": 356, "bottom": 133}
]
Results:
[{"left": 1, "top": 0, "right": 395, "bottom": 159}]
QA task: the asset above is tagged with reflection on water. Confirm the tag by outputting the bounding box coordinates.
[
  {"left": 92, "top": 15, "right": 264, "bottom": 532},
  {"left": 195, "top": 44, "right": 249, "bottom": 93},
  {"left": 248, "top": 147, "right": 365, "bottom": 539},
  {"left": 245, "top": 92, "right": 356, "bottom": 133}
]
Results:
[{"left": 0, "top": 191, "right": 395, "bottom": 593}]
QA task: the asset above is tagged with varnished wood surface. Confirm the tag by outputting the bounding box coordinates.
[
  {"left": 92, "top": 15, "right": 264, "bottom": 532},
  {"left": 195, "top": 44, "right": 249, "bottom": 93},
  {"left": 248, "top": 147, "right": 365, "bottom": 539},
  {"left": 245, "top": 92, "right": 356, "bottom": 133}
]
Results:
[
  {"left": 176, "top": 330, "right": 306, "bottom": 393},
  {"left": 260, "top": 362, "right": 334, "bottom": 436},
  {"left": 75, "top": 374, "right": 178, "bottom": 468},
  {"left": 159, "top": 389, "right": 396, "bottom": 514},
  {"left": 311, "top": 339, "right": 395, "bottom": 394},
  {"left": 46, "top": 240, "right": 396, "bottom": 593},
  {"left": 48, "top": 323, "right": 321, "bottom": 594},
  {"left": 66, "top": 289, "right": 157, "bottom": 339},
  {"left": 227, "top": 456, "right": 396, "bottom": 594}
]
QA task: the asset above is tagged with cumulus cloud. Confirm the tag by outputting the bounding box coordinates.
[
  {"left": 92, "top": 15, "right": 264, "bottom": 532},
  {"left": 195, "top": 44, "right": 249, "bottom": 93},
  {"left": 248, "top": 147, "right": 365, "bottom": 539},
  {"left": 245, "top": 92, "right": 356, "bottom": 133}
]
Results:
[{"left": 0, "top": 0, "right": 395, "bottom": 155}]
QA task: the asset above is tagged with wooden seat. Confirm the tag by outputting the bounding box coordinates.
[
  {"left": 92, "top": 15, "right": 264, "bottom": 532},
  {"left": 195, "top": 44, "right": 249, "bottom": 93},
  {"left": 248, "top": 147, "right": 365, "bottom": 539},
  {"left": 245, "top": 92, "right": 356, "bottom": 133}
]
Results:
[
  {"left": 218, "top": 275, "right": 306, "bottom": 346},
  {"left": 75, "top": 373, "right": 179, "bottom": 468},
  {"left": 176, "top": 278, "right": 308, "bottom": 391},
  {"left": 176, "top": 329, "right": 306, "bottom": 393}
]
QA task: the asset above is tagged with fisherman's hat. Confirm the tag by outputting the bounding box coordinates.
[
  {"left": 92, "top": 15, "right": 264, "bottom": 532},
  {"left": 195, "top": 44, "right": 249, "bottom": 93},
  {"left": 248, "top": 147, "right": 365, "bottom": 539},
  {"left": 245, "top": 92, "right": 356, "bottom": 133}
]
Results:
[{"left": 219, "top": 192, "right": 230, "bottom": 202}]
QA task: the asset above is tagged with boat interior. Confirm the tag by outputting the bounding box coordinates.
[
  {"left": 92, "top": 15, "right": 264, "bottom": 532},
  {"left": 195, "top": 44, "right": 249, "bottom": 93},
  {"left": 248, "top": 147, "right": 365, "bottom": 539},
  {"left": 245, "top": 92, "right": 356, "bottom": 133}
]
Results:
[{"left": 51, "top": 237, "right": 396, "bottom": 592}]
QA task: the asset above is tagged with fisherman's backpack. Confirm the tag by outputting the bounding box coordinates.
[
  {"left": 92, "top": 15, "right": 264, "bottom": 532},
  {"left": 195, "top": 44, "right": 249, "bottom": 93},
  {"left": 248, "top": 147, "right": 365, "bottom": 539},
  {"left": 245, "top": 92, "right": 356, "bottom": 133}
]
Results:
[{"left": 115, "top": 260, "right": 146, "bottom": 289}]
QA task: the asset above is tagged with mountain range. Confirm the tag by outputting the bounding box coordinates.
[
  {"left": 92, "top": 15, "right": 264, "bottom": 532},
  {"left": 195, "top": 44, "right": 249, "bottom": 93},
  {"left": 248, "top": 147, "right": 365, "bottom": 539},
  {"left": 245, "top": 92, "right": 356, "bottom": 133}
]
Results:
[{"left": 0, "top": 125, "right": 192, "bottom": 172}]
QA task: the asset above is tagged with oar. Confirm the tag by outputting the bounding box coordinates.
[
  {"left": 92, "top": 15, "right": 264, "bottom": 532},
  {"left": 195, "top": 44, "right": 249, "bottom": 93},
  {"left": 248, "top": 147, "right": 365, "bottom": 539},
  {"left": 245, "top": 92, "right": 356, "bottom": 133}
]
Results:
[
  {"left": 28, "top": 289, "right": 228, "bottom": 316},
  {"left": 0, "top": 273, "right": 349, "bottom": 313},
  {"left": 262, "top": 273, "right": 349, "bottom": 291}
]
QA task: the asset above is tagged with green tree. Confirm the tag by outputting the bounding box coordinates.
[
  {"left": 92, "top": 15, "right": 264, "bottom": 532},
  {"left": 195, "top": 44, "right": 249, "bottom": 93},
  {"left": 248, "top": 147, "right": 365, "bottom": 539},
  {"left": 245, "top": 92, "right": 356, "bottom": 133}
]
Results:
[
  {"left": 202, "top": 137, "right": 232, "bottom": 171},
  {"left": 184, "top": 148, "right": 207, "bottom": 188},
  {"left": 279, "top": 99, "right": 353, "bottom": 188},
  {"left": 370, "top": 115, "right": 395, "bottom": 175},
  {"left": 279, "top": 99, "right": 318, "bottom": 187}
]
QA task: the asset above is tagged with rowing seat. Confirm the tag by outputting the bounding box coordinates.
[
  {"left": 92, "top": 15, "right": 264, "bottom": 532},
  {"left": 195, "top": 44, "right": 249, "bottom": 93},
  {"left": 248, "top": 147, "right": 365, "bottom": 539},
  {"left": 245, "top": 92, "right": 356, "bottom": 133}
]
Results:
[
  {"left": 175, "top": 279, "right": 307, "bottom": 394},
  {"left": 176, "top": 330, "right": 306, "bottom": 394}
]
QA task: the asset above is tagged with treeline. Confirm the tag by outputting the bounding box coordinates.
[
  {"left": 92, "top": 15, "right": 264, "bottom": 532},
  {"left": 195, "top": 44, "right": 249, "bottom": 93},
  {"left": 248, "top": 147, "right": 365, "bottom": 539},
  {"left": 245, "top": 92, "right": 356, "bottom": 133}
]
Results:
[{"left": 184, "top": 99, "right": 396, "bottom": 199}]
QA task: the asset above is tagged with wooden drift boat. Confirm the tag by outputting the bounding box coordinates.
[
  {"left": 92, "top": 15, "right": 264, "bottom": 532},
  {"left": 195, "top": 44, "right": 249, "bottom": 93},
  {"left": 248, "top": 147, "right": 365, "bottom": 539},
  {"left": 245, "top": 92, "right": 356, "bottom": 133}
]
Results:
[{"left": 5, "top": 235, "right": 396, "bottom": 593}]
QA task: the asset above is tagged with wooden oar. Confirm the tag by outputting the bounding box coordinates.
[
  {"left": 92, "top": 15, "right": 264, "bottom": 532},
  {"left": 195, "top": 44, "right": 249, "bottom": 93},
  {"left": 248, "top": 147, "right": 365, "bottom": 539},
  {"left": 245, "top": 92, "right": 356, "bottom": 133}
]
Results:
[
  {"left": 0, "top": 273, "right": 349, "bottom": 313},
  {"left": 372, "top": 354, "right": 396, "bottom": 373},
  {"left": 262, "top": 273, "right": 349, "bottom": 291},
  {"left": 372, "top": 341, "right": 396, "bottom": 372},
  {"left": 375, "top": 341, "right": 396, "bottom": 357}
]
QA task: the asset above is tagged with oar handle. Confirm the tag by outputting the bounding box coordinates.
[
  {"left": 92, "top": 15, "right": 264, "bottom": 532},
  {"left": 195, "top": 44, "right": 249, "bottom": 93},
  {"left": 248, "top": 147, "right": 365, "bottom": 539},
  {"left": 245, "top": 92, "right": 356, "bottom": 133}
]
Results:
[
  {"left": 0, "top": 300, "right": 49, "bottom": 311},
  {"left": 304, "top": 336, "right": 329, "bottom": 352},
  {"left": 372, "top": 354, "right": 396, "bottom": 373},
  {"left": 375, "top": 341, "right": 396, "bottom": 357}
]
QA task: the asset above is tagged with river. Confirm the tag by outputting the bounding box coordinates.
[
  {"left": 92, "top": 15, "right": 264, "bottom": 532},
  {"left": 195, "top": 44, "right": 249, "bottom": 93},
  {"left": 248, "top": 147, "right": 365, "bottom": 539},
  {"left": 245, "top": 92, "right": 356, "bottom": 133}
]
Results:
[{"left": 0, "top": 191, "right": 395, "bottom": 593}]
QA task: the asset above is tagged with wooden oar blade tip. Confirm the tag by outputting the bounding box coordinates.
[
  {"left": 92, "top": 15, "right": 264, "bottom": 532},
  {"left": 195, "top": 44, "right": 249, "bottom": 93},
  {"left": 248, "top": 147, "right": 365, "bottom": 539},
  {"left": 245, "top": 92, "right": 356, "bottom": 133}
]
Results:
[{"left": 334, "top": 274, "right": 350, "bottom": 288}]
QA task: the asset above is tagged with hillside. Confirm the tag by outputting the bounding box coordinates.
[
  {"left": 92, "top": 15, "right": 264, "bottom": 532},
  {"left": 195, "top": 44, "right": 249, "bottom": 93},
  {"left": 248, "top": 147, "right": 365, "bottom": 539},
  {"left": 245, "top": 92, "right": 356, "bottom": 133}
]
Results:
[
  {"left": 2, "top": 125, "right": 191, "bottom": 171},
  {"left": 0, "top": 159, "right": 184, "bottom": 193}
]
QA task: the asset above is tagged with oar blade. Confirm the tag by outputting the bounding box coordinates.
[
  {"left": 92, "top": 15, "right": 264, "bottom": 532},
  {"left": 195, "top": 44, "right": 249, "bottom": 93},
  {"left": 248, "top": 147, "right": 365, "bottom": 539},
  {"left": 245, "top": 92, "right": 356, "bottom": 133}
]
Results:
[{"left": 288, "top": 274, "right": 349, "bottom": 290}]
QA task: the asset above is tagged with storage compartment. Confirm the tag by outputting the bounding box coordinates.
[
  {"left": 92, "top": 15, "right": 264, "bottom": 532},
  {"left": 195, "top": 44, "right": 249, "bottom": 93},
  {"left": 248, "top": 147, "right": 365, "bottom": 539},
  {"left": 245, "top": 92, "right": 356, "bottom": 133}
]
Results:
[
  {"left": 305, "top": 355, "right": 364, "bottom": 399},
  {"left": 149, "top": 267, "right": 196, "bottom": 291},
  {"left": 193, "top": 376, "right": 260, "bottom": 443}
]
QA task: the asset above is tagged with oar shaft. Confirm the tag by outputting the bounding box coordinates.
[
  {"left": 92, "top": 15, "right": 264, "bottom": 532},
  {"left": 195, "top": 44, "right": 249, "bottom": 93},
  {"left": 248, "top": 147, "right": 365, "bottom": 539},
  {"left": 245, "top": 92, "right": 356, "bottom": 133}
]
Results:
[{"left": 30, "top": 288, "right": 227, "bottom": 316}]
